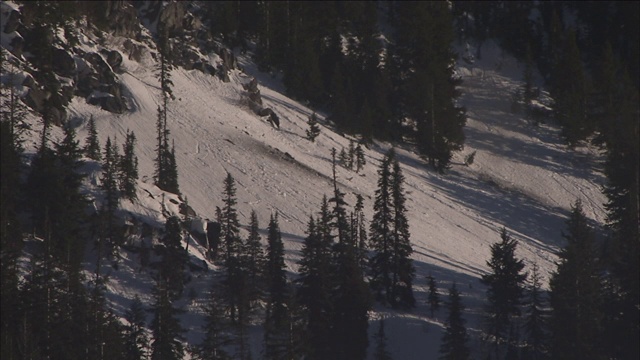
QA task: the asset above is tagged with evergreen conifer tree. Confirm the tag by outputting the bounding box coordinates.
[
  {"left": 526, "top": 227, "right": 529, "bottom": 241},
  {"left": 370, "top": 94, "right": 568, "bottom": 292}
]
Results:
[
  {"left": 521, "top": 263, "right": 548, "bottom": 360},
  {"left": 389, "top": 154, "right": 415, "bottom": 308},
  {"left": 124, "top": 296, "right": 150, "bottom": 360},
  {"left": 195, "top": 293, "right": 231, "bottom": 360},
  {"left": 119, "top": 130, "right": 138, "bottom": 200},
  {"left": 373, "top": 318, "right": 393, "bottom": 360},
  {"left": 481, "top": 227, "right": 527, "bottom": 358},
  {"left": 549, "top": 200, "right": 604, "bottom": 360},
  {"left": 219, "top": 173, "right": 246, "bottom": 325},
  {"left": 355, "top": 142, "right": 366, "bottom": 173},
  {"left": 243, "top": 210, "right": 266, "bottom": 308},
  {"left": 150, "top": 273, "right": 185, "bottom": 360},
  {"left": 159, "top": 216, "right": 187, "bottom": 300},
  {"left": 297, "top": 214, "right": 333, "bottom": 360},
  {"left": 370, "top": 149, "right": 415, "bottom": 308},
  {"left": 439, "top": 283, "right": 471, "bottom": 360},
  {"left": 306, "top": 112, "right": 321, "bottom": 142},
  {"left": 101, "top": 137, "right": 120, "bottom": 251},
  {"left": 85, "top": 115, "right": 101, "bottom": 161},
  {"left": 427, "top": 274, "right": 441, "bottom": 317}
]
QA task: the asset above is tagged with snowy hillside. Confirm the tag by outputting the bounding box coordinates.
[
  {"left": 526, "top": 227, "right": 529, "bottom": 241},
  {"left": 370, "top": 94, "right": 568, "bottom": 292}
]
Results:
[{"left": 15, "top": 28, "right": 606, "bottom": 358}]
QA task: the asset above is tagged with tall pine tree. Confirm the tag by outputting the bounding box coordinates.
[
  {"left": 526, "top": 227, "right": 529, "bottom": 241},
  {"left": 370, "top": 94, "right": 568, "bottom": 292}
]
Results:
[{"left": 549, "top": 200, "right": 604, "bottom": 360}]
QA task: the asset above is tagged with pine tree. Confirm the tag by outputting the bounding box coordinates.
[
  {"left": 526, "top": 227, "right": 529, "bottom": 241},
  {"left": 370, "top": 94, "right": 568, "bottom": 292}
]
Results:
[
  {"left": 549, "top": 200, "right": 604, "bottom": 360},
  {"left": 150, "top": 273, "right": 185, "bottom": 360},
  {"left": 370, "top": 149, "right": 415, "bottom": 308},
  {"left": 550, "top": 28, "right": 591, "bottom": 147},
  {"left": 521, "top": 263, "right": 549, "bottom": 360},
  {"left": 389, "top": 154, "right": 415, "bottom": 308},
  {"left": 355, "top": 142, "right": 366, "bottom": 173},
  {"left": 439, "top": 283, "right": 471, "bottom": 360},
  {"left": 159, "top": 216, "right": 187, "bottom": 300},
  {"left": 124, "top": 296, "right": 150, "bottom": 360},
  {"left": 306, "top": 112, "right": 321, "bottom": 142},
  {"left": 481, "top": 227, "right": 527, "bottom": 358},
  {"left": 353, "top": 194, "right": 369, "bottom": 273},
  {"left": 373, "top": 318, "right": 393, "bottom": 360},
  {"left": 101, "top": 137, "right": 120, "bottom": 251},
  {"left": 195, "top": 293, "right": 231, "bottom": 360},
  {"left": 369, "top": 149, "right": 394, "bottom": 304},
  {"left": 427, "top": 274, "right": 441, "bottom": 317},
  {"left": 329, "top": 157, "right": 371, "bottom": 360},
  {"left": 85, "top": 115, "right": 101, "bottom": 161},
  {"left": 154, "top": 26, "right": 179, "bottom": 194},
  {"left": 393, "top": 2, "right": 466, "bottom": 172},
  {"left": 219, "top": 173, "right": 245, "bottom": 325},
  {"left": 243, "top": 210, "right": 266, "bottom": 308},
  {"left": 297, "top": 215, "right": 333, "bottom": 360},
  {"left": 119, "top": 130, "right": 138, "bottom": 200},
  {"left": 0, "top": 60, "right": 25, "bottom": 358}
]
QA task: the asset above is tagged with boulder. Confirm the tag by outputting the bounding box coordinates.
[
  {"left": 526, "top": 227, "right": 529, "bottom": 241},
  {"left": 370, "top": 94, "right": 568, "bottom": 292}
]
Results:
[
  {"left": 106, "top": 1, "right": 140, "bottom": 38},
  {"left": 88, "top": 94, "right": 127, "bottom": 114},
  {"left": 23, "top": 87, "right": 50, "bottom": 113},
  {"left": 122, "top": 39, "right": 145, "bottom": 62},
  {"left": 219, "top": 47, "right": 237, "bottom": 70},
  {"left": 52, "top": 48, "right": 76, "bottom": 78},
  {"left": 2, "top": 8, "right": 21, "bottom": 34},
  {"left": 21, "top": 74, "right": 35, "bottom": 89},
  {"left": 159, "top": 1, "right": 186, "bottom": 36},
  {"left": 8, "top": 34, "right": 24, "bottom": 58},
  {"left": 105, "top": 50, "right": 123, "bottom": 72}
]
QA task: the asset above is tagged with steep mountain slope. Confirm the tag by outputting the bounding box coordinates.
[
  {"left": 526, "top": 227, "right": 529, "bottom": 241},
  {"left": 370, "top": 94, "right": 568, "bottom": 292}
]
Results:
[{"left": 12, "top": 24, "right": 606, "bottom": 359}]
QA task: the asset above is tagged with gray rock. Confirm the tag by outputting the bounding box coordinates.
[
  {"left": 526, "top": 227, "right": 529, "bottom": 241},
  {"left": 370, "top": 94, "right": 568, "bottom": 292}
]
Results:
[
  {"left": 2, "top": 8, "right": 20, "bottom": 34},
  {"left": 8, "top": 34, "right": 23, "bottom": 58},
  {"left": 106, "top": 1, "right": 140, "bottom": 38},
  {"left": 159, "top": 1, "right": 186, "bottom": 36},
  {"left": 52, "top": 48, "right": 76, "bottom": 78},
  {"left": 106, "top": 50, "right": 123, "bottom": 72},
  {"left": 21, "top": 74, "right": 35, "bottom": 89},
  {"left": 23, "top": 87, "right": 50, "bottom": 113}
]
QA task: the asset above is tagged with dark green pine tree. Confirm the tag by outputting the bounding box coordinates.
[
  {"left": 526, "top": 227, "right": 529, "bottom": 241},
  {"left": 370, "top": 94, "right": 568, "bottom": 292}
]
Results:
[
  {"left": 124, "top": 296, "right": 150, "bottom": 360},
  {"left": 84, "top": 115, "right": 101, "bottom": 161},
  {"left": 549, "top": 200, "right": 604, "bottom": 360},
  {"left": 159, "top": 216, "right": 187, "bottom": 300},
  {"left": 600, "top": 69, "right": 640, "bottom": 360},
  {"left": 194, "top": 293, "right": 231, "bottom": 360},
  {"left": 427, "top": 274, "right": 441, "bottom": 317},
  {"left": 0, "top": 78, "right": 25, "bottom": 358},
  {"left": 306, "top": 112, "right": 321, "bottom": 142},
  {"left": 101, "top": 137, "right": 120, "bottom": 251},
  {"left": 150, "top": 272, "right": 185, "bottom": 360},
  {"left": 369, "top": 149, "right": 394, "bottom": 304},
  {"left": 521, "top": 263, "right": 549, "bottom": 360},
  {"left": 481, "top": 227, "right": 527, "bottom": 358},
  {"left": 296, "top": 214, "right": 333, "bottom": 360},
  {"left": 355, "top": 142, "right": 366, "bottom": 173},
  {"left": 352, "top": 194, "right": 369, "bottom": 274},
  {"left": 119, "top": 130, "right": 138, "bottom": 200},
  {"left": 219, "top": 172, "right": 245, "bottom": 321},
  {"left": 154, "top": 25, "right": 179, "bottom": 194},
  {"left": 243, "top": 210, "right": 266, "bottom": 309},
  {"left": 329, "top": 157, "right": 371, "bottom": 360},
  {"left": 550, "top": 28, "right": 592, "bottom": 147},
  {"left": 389, "top": 153, "right": 415, "bottom": 309},
  {"left": 263, "top": 213, "right": 291, "bottom": 360},
  {"left": 373, "top": 318, "right": 393, "bottom": 360},
  {"left": 439, "top": 283, "right": 471, "bottom": 360},
  {"left": 393, "top": 2, "right": 466, "bottom": 172}
]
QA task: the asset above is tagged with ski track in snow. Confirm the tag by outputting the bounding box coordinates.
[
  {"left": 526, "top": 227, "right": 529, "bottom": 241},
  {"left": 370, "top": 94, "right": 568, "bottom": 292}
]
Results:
[{"left": 16, "top": 38, "right": 607, "bottom": 359}]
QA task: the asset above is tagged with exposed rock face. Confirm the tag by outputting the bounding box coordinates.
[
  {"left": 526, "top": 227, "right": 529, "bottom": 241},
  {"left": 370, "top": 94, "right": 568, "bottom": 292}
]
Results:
[
  {"left": 52, "top": 48, "right": 76, "bottom": 78},
  {"left": 2, "top": 7, "right": 20, "bottom": 34},
  {"left": 159, "top": 1, "right": 186, "bottom": 36},
  {"left": 106, "top": 1, "right": 140, "bottom": 38}
]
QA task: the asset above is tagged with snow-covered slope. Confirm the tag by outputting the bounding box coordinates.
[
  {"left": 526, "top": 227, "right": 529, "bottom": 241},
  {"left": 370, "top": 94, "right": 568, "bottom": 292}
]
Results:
[{"left": 21, "top": 34, "right": 605, "bottom": 358}]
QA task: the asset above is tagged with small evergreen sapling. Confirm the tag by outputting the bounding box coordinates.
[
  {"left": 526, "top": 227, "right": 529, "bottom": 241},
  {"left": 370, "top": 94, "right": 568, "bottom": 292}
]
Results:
[
  {"left": 427, "top": 274, "right": 441, "bottom": 317},
  {"left": 306, "top": 112, "right": 321, "bottom": 142}
]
